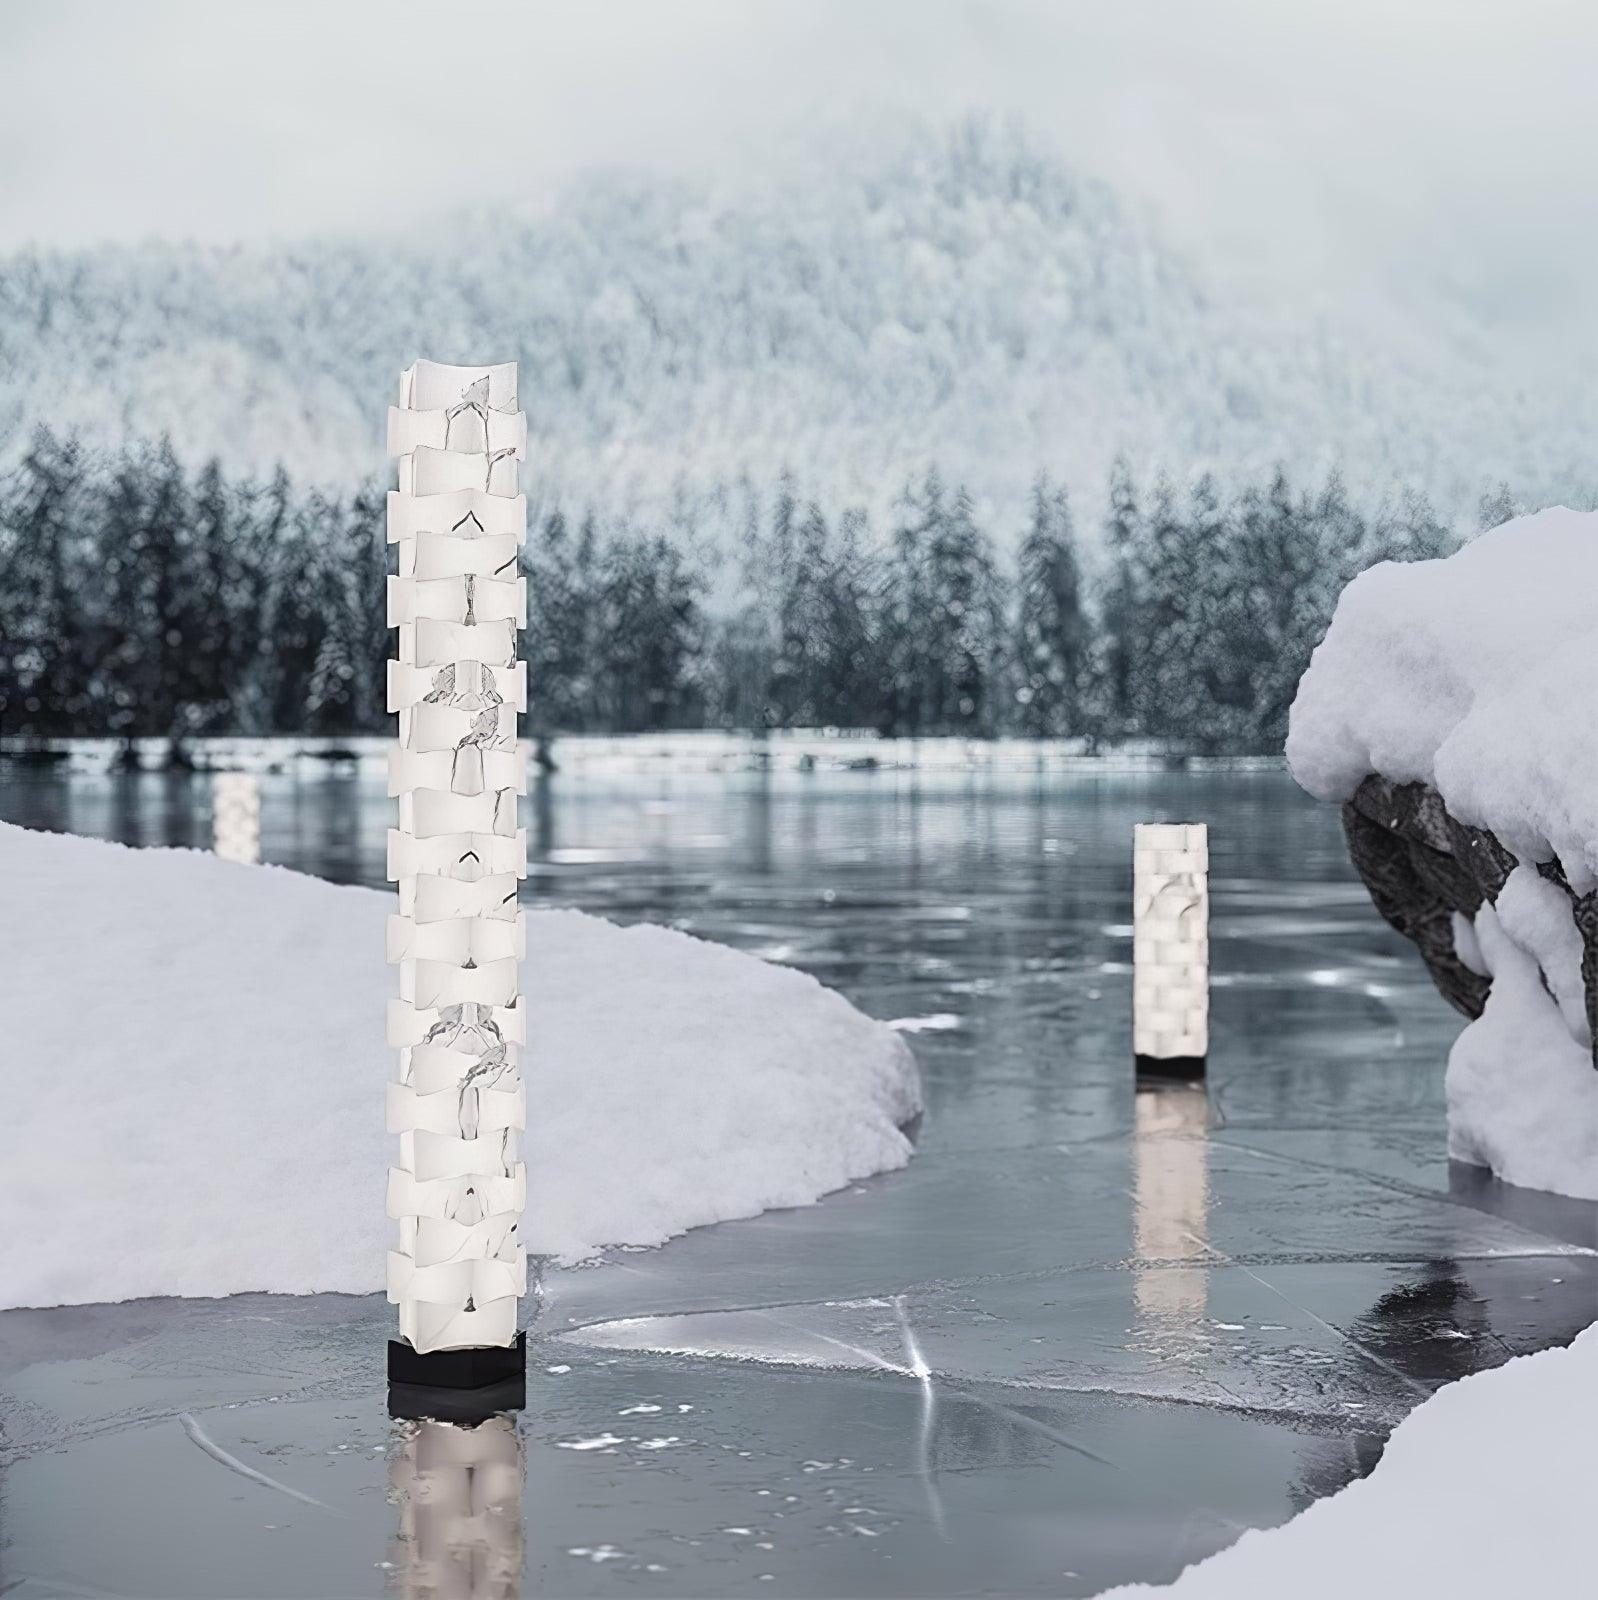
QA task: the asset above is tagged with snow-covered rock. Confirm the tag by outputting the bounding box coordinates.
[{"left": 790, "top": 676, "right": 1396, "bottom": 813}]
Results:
[
  {"left": 0, "top": 822, "right": 921, "bottom": 1311},
  {"left": 1288, "top": 508, "right": 1598, "bottom": 887},
  {"left": 1103, "top": 1319, "right": 1597, "bottom": 1598},
  {"left": 1287, "top": 509, "right": 1598, "bottom": 1199}
]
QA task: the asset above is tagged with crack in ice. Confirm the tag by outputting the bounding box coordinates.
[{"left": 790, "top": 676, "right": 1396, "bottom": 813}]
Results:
[{"left": 177, "top": 1413, "right": 340, "bottom": 1514}]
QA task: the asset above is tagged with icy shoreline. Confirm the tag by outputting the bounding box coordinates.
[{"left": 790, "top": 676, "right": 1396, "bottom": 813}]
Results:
[
  {"left": 1104, "top": 1321, "right": 1596, "bottom": 1598},
  {"left": 0, "top": 821, "right": 921, "bottom": 1310},
  {"left": 4, "top": 730, "right": 1288, "bottom": 778}
]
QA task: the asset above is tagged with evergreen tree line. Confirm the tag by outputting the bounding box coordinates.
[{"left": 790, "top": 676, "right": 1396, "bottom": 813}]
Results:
[{"left": 0, "top": 426, "right": 1480, "bottom": 754}]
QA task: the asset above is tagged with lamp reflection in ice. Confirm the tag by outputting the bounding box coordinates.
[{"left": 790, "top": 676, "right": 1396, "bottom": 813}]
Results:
[
  {"left": 387, "top": 1414, "right": 524, "bottom": 1599},
  {"left": 1132, "top": 1080, "right": 1212, "bottom": 1322}
]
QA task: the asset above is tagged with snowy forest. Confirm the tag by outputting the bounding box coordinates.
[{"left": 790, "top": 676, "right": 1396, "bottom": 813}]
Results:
[
  {"left": 1, "top": 119, "right": 1588, "bottom": 537},
  {"left": 0, "top": 425, "right": 1493, "bottom": 755}
]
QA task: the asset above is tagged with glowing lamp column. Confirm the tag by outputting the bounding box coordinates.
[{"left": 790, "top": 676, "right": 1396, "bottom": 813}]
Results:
[
  {"left": 212, "top": 772, "right": 261, "bottom": 864},
  {"left": 386, "top": 359, "right": 529, "bottom": 1404},
  {"left": 1132, "top": 823, "right": 1209, "bottom": 1080}
]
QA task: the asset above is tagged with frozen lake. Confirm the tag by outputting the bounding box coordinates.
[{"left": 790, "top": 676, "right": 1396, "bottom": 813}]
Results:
[{"left": 2, "top": 752, "right": 1596, "bottom": 1597}]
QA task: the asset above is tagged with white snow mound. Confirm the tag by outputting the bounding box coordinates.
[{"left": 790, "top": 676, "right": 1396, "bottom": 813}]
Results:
[
  {"left": 0, "top": 822, "right": 921, "bottom": 1310},
  {"left": 1286, "top": 509, "right": 1598, "bottom": 1200},
  {"left": 1286, "top": 507, "right": 1598, "bottom": 890},
  {"left": 1102, "top": 1320, "right": 1597, "bottom": 1599}
]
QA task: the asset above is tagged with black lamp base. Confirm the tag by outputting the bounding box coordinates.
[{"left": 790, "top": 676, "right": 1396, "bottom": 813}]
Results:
[
  {"left": 1135, "top": 1053, "right": 1207, "bottom": 1082},
  {"left": 387, "top": 1373, "right": 525, "bottom": 1423},
  {"left": 387, "top": 1333, "right": 526, "bottom": 1421}
]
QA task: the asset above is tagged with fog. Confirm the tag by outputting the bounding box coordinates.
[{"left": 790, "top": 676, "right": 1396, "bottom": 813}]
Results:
[{"left": 3, "top": 0, "right": 1594, "bottom": 339}]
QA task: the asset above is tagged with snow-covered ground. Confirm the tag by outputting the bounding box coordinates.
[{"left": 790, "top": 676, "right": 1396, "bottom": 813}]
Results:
[
  {"left": 1287, "top": 507, "right": 1598, "bottom": 1199},
  {"left": 1104, "top": 1320, "right": 1596, "bottom": 1598},
  {"left": 0, "top": 821, "right": 920, "bottom": 1311}
]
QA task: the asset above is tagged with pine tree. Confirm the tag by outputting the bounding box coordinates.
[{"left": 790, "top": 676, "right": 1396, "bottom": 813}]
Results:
[
  {"left": 927, "top": 485, "right": 1007, "bottom": 736},
  {"left": 594, "top": 527, "right": 704, "bottom": 732},
  {"left": 528, "top": 508, "right": 603, "bottom": 734},
  {"left": 1477, "top": 482, "right": 1518, "bottom": 531},
  {"left": 1182, "top": 471, "right": 1250, "bottom": 752},
  {"left": 258, "top": 489, "right": 331, "bottom": 734},
  {"left": 1089, "top": 454, "right": 1144, "bottom": 743},
  {"left": 232, "top": 466, "right": 294, "bottom": 734},
  {"left": 188, "top": 458, "right": 238, "bottom": 734},
  {"left": 817, "top": 506, "right": 881, "bottom": 728},
  {"left": 877, "top": 472, "right": 943, "bottom": 735},
  {"left": 346, "top": 481, "right": 390, "bottom": 731},
  {"left": 1015, "top": 476, "right": 1088, "bottom": 738},
  {"left": 768, "top": 501, "right": 833, "bottom": 726},
  {"left": 1231, "top": 467, "right": 1333, "bottom": 748},
  {"left": 0, "top": 427, "right": 87, "bottom": 739},
  {"left": 1137, "top": 473, "right": 1199, "bottom": 740},
  {"left": 306, "top": 627, "right": 357, "bottom": 734},
  {"left": 138, "top": 439, "right": 202, "bottom": 757}
]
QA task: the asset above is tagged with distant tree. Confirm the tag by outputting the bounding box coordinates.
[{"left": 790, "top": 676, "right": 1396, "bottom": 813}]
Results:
[
  {"left": 1014, "top": 476, "right": 1088, "bottom": 737},
  {"left": 816, "top": 506, "right": 881, "bottom": 727},
  {"left": 1374, "top": 485, "right": 1454, "bottom": 564},
  {"left": 527, "top": 508, "right": 600, "bottom": 734},
  {"left": 258, "top": 489, "right": 331, "bottom": 734},
  {"left": 1086, "top": 454, "right": 1144, "bottom": 743},
  {"left": 1180, "top": 471, "right": 1249, "bottom": 751},
  {"left": 1232, "top": 467, "right": 1346, "bottom": 747},
  {"left": 91, "top": 437, "right": 206, "bottom": 758},
  {"left": 1477, "top": 482, "right": 1518, "bottom": 531},
  {"left": 1137, "top": 473, "right": 1204, "bottom": 740},
  {"left": 346, "top": 481, "right": 391, "bottom": 730},
  {"left": 767, "top": 500, "right": 831, "bottom": 727},
  {"left": 227, "top": 467, "right": 294, "bottom": 733},
  {"left": 0, "top": 427, "right": 88, "bottom": 739},
  {"left": 306, "top": 483, "right": 386, "bottom": 735},
  {"left": 0, "top": 433, "right": 1491, "bottom": 757},
  {"left": 877, "top": 472, "right": 944, "bottom": 735},
  {"left": 593, "top": 527, "right": 705, "bottom": 732},
  {"left": 187, "top": 457, "right": 244, "bottom": 734},
  {"left": 759, "top": 499, "right": 882, "bottom": 728}
]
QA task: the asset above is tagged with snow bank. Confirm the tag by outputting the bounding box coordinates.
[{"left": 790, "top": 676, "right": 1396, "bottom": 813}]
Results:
[
  {"left": 1287, "top": 507, "right": 1598, "bottom": 891},
  {"left": 0, "top": 822, "right": 920, "bottom": 1311},
  {"left": 1447, "top": 870, "right": 1598, "bottom": 1198},
  {"left": 1287, "top": 509, "right": 1598, "bottom": 1198},
  {"left": 1103, "top": 1320, "right": 1597, "bottom": 1599}
]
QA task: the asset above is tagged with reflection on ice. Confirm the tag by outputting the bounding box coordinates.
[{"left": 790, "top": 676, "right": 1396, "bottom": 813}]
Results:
[
  {"left": 388, "top": 1414, "right": 524, "bottom": 1599},
  {"left": 1133, "top": 1082, "right": 1212, "bottom": 1324}
]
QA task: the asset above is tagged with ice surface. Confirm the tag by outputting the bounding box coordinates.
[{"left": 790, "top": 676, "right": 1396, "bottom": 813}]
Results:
[
  {"left": 2, "top": 764, "right": 1594, "bottom": 1597},
  {"left": 0, "top": 820, "right": 919, "bottom": 1309},
  {"left": 1103, "top": 1320, "right": 1596, "bottom": 1598}
]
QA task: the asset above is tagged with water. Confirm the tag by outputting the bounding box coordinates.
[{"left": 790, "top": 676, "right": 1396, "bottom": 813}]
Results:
[{"left": 2, "top": 751, "right": 1596, "bottom": 1597}]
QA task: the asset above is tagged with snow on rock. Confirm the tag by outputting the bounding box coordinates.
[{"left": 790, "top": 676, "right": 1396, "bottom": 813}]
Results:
[
  {"left": 1286, "top": 507, "right": 1598, "bottom": 892},
  {"left": 0, "top": 822, "right": 921, "bottom": 1311},
  {"left": 1102, "top": 1321, "right": 1597, "bottom": 1599},
  {"left": 1287, "top": 510, "right": 1598, "bottom": 1199},
  {"left": 1447, "top": 871, "right": 1598, "bottom": 1199}
]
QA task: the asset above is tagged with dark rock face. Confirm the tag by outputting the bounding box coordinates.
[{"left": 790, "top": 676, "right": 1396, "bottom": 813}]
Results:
[{"left": 1341, "top": 774, "right": 1598, "bottom": 1064}]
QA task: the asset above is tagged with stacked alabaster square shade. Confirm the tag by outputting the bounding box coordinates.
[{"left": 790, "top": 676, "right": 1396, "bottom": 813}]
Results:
[
  {"left": 386, "top": 360, "right": 529, "bottom": 1357},
  {"left": 1132, "top": 823, "right": 1209, "bottom": 1066},
  {"left": 212, "top": 772, "right": 261, "bottom": 865}
]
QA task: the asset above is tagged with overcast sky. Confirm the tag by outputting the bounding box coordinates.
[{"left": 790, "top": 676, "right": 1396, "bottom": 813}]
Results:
[{"left": 2, "top": 1, "right": 1592, "bottom": 332}]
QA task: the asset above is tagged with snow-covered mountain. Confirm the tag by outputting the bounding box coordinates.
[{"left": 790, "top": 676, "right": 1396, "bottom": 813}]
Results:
[{"left": 0, "top": 118, "right": 1589, "bottom": 535}]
